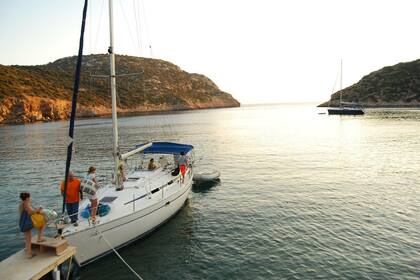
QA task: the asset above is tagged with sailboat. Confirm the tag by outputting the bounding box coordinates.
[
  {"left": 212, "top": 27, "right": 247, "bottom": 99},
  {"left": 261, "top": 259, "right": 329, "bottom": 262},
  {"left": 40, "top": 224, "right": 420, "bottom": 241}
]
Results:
[
  {"left": 59, "top": 0, "right": 194, "bottom": 266},
  {"left": 328, "top": 60, "right": 364, "bottom": 115}
]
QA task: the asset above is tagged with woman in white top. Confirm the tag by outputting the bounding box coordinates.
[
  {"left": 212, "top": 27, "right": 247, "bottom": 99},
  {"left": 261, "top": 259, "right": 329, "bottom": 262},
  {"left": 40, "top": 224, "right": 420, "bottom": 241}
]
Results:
[{"left": 83, "top": 166, "right": 99, "bottom": 223}]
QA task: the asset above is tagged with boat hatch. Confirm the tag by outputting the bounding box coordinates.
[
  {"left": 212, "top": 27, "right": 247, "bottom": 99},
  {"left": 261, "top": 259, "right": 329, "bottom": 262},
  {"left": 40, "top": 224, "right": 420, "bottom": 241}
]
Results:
[
  {"left": 100, "top": 196, "right": 118, "bottom": 203},
  {"left": 127, "top": 176, "right": 141, "bottom": 181}
]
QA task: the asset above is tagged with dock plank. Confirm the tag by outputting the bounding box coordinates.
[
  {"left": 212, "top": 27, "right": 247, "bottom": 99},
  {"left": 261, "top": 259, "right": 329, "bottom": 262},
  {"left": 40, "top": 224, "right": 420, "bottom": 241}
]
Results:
[{"left": 0, "top": 246, "right": 76, "bottom": 280}]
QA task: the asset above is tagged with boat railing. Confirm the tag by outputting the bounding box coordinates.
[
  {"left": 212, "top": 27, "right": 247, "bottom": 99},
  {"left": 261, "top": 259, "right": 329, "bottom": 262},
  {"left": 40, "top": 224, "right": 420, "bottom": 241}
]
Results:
[
  {"left": 47, "top": 211, "right": 82, "bottom": 229},
  {"left": 50, "top": 165, "right": 190, "bottom": 228}
]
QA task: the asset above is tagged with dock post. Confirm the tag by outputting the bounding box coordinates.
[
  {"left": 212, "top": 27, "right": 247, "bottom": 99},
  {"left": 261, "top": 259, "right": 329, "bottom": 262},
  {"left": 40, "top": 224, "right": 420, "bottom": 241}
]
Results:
[{"left": 52, "top": 267, "right": 60, "bottom": 280}]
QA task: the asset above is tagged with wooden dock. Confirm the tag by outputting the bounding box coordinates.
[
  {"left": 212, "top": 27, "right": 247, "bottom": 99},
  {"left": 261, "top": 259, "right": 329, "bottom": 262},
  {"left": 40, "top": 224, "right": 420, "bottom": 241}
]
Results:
[{"left": 0, "top": 237, "right": 76, "bottom": 280}]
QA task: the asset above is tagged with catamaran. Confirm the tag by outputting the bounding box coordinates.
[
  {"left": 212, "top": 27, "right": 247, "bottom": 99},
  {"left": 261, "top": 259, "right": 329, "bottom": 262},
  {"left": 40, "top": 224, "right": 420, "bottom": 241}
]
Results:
[
  {"left": 328, "top": 60, "right": 364, "bottom": 115},
  {"left": 59, "top": 0, "right": 194, "bottom": 266}
]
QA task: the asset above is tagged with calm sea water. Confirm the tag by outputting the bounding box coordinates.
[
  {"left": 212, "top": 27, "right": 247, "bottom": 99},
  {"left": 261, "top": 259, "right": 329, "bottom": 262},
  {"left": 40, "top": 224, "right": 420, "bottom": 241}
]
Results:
[{"left": 0, "top": 104, "right": 419, "bottom": 279}]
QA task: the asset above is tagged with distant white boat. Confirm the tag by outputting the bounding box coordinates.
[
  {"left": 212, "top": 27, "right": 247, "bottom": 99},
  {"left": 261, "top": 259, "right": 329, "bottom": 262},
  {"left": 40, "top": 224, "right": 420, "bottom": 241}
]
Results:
[
  {"left": 328, "top": 60, "right": 365, "bottom": 115},
  {"left": 328, "top": 103, "right": 364, "bottom": 115}
]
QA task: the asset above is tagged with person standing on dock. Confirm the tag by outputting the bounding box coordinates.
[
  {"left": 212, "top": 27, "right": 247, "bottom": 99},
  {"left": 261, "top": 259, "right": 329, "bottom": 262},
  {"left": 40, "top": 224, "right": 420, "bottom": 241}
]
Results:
[
  {"left": 19, "top": 192, "right": 45, "bottom": 258},
  {"left": 60, "top": 171, "right": 81, "bottom": 226}
]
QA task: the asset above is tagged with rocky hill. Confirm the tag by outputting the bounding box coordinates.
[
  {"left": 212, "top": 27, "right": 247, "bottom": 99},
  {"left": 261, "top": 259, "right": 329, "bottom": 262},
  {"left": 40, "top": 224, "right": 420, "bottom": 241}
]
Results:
[
  {"left": 0, "top": 54, "right": 240, "bottom": 124},
  {"left": 319, "top": 59, "right": 420, "bottom": 107}
]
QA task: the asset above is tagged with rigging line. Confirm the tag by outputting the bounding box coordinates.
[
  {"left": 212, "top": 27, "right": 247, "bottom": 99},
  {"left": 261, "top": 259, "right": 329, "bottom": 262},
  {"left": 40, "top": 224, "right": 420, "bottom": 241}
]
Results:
[
  {"left": 115, "top": 85, "right": 123, "bottom": 110},
  {"left": 94, "top": 226, "right": 144, "bottom": 280},
  {"left": 132, "top": 0, "right": 142, "bottom": 54},
  {"left": 118, "top": 0, "right": 139, "bottom": 55},
  {"left": 330, "top": 63, "right": 341, "bottom": 103},
  {"left": 93, "top": 0, "right": 105, "bottom": 53},
  {"left": 331, "top": 70, "right": 339, "bottom": 94},
  {"left": 163, "top": 114, "right": 173, "bottom": 140},
  {"left": 137, "top": 0, "right": 144, "bottom": 55},
  {"left": 140, "top": 0, "right": 153, "bottom": 57}
]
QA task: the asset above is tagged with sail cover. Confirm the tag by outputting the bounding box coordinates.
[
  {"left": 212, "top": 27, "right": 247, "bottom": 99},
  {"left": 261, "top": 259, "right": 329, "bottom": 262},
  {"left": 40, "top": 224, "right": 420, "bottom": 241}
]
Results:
[{"left": 137, "top": 142, "right": 193, "bottom": 155}]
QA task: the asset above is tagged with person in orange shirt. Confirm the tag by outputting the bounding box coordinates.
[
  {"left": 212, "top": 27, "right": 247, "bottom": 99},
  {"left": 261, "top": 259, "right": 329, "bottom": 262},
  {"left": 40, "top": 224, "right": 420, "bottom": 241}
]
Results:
[{"left": 60, "top": 171, "right": 82, "bottom": 226}]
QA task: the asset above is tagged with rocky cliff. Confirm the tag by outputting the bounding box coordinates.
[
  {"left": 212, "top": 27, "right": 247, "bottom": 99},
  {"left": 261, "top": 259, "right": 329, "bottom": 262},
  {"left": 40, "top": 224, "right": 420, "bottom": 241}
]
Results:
[
  {"left": 319, "top": 59, "right": 420, "bottom": 107},
  {"left": 0, "top": 54, "right": 240, "bottom": 124}
]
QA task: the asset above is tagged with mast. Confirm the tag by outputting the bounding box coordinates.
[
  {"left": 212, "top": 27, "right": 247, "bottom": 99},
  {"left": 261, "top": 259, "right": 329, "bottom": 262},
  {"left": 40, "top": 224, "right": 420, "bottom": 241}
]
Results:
[
  {"left": 62, "top": 0, "right": 89, "bottom": 213},
  {"left": 108, "top": 0, "right": 120, "bottom": 187},
  {"left": 340, "top": 59, "right": 343, "bottom": 108}
]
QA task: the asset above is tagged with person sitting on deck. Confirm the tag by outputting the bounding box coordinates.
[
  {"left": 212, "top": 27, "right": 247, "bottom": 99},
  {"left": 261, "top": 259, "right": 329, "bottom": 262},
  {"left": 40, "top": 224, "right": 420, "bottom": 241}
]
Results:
[
  {"left": 148, "top": 158, "right": 157, "bottom": 170},
  {"left": 60, "top": 171, "right": 81, "bottom": 226},
  {"left": 19, "top": 192, "right": 45, "bottom": 259}
]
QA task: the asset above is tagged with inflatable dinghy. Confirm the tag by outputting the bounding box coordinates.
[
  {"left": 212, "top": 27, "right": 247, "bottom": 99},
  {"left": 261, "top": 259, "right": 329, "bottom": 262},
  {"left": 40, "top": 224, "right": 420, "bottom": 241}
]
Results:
[{"left": 193, "top": 170, "right": 220, "bottom": 182}]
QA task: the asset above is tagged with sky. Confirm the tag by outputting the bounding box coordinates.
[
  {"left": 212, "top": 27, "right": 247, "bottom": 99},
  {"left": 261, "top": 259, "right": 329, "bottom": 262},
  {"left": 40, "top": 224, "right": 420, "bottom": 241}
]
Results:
[{"left": 1, "top": 0, "right": 420, "bottom": 104}]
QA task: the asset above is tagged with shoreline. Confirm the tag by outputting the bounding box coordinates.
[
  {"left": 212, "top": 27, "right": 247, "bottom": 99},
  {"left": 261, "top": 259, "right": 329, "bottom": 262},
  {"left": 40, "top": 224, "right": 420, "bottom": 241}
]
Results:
[
  {"left": 0, "top": 104, "right": 240, "bottom": 126},
  {"left": 317, "top": 103, "right": 420, "bottom": 108}
]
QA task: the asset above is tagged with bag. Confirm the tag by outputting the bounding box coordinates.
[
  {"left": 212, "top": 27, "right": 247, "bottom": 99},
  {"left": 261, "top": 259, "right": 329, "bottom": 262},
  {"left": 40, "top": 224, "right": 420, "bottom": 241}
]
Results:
[
  {"left": 81, "top": 205, "right": 91, "bottom": 219},
  {"left": 171, "top": 167, "right": 180, "bottom": 176},
  {"left": 31, "top": 213, "right": 46, "bottom": 229},
  {"left": 19, "top": 211, "right": 33, "bottom": 232},
  {"left": 98, "top": 203, "right": 111, "bottom": 217},
  {"left": 81, "top": 179, "right": 97, "bottom": 196},
  {"left": 81, "top": 203, "right": 111, "bottom": 219}
]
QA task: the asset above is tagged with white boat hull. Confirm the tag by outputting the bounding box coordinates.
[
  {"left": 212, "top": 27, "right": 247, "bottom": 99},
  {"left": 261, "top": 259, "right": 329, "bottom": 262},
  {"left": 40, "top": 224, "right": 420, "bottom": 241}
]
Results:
[{"left": 65, "top": 175, "right": 192, "bottom": 266}]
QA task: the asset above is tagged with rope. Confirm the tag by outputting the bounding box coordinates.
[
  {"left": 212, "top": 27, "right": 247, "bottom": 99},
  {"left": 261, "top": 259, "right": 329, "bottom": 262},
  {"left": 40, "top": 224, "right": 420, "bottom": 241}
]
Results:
[
  {"left": 94, "top": 225, "right": 144, "bottom": 280},
  {"left": 93, "top": 0, "right": 105, "bottom": 53},
  {"left": 140, "top": 0, "right": 153, "bottom": 57},
  {"left": 133, "top": 0, "right": 143, "bottom": 54},
  {"left": 118, "top": 0, "right": 139, "bottom": 55}
]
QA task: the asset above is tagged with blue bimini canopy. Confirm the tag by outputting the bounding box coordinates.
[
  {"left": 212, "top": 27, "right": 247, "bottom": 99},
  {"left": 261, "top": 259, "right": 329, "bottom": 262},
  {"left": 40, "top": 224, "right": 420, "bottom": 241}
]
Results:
[{"left": 137, "top": 142, "right": 194, "bottom": 155}]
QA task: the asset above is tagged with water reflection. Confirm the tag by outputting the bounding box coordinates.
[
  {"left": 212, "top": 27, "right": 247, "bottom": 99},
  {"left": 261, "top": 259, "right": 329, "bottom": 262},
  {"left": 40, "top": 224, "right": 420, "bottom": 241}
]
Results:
[
  {"left": 1, "top": 105, "right": 419, "bottom": 279},
  {"left": 80, "top": 200, "right": 195, "bottom": 279},
  {"left": 192, "top": 180, "right": 221, "bottom": 193},
  {"left": 366, "top": 108, "right": 420, "bottom": 120}
]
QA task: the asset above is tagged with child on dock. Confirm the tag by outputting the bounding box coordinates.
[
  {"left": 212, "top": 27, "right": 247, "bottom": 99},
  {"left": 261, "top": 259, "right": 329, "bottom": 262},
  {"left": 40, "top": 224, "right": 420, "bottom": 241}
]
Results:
[{"left": 19, "top": 192, "right": 45, "bottom": 259}]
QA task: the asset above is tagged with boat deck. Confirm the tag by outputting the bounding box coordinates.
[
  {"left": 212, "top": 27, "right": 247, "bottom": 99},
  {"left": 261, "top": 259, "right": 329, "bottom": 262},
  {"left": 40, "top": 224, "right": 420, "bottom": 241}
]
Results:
[{"left": 62, "top": 166, "right": 183, "bottom": 235}]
